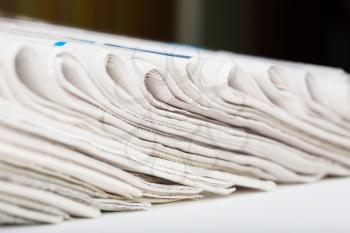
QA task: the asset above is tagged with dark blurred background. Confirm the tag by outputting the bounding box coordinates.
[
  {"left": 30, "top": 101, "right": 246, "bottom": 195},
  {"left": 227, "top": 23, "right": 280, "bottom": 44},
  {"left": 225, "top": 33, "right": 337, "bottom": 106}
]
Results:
[{"left": 0, "top": 0, "right": 349, "bottom": 71}]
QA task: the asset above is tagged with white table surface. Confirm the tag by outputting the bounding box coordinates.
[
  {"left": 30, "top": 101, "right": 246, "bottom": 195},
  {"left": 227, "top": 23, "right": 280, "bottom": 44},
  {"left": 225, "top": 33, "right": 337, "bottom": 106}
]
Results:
[{"left": 2, "top": 177, "right": 350, "bottom": 233}]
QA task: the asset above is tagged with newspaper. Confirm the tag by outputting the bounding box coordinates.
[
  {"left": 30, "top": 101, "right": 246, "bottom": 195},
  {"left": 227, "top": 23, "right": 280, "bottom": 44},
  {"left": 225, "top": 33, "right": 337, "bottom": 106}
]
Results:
[{"left": 0, "top": 17, "right": 349, "bottom": 225}]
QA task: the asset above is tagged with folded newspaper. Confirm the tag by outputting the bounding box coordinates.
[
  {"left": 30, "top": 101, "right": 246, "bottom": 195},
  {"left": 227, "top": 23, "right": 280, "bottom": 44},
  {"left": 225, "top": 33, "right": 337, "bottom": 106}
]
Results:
[{"left": 0, "top": 17, "right": 349, "bottom": 225}]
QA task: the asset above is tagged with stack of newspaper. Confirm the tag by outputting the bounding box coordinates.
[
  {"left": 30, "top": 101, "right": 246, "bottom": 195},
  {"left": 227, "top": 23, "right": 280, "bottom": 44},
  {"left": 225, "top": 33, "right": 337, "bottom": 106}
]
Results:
[{"left": 0, "top": 17, "right": 349, "bottom": 225}]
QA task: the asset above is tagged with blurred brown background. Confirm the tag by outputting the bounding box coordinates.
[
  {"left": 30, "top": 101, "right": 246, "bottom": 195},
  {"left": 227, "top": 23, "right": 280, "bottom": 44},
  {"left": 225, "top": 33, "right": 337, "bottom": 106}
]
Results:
[{"left": 0, "top": 0, "right": 349, "bottom": 71}]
